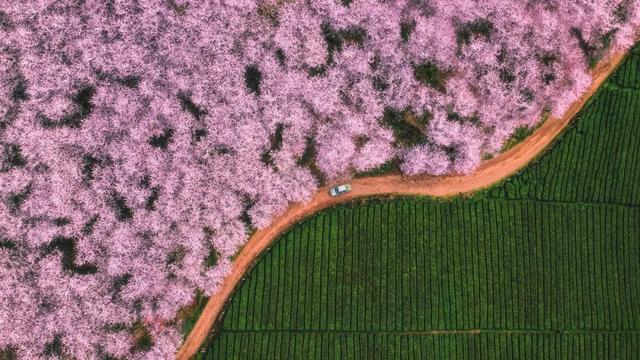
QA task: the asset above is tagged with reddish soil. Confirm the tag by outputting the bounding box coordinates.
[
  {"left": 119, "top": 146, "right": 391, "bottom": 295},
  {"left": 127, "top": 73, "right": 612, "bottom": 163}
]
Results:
[{"left": 175, "top": 51, "right": 627, "bottom": 360}]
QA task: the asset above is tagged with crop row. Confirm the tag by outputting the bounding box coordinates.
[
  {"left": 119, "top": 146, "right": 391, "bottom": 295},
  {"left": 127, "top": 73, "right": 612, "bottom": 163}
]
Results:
[{"left": 201, "top": 332, "right": 639, "bottom": 360}]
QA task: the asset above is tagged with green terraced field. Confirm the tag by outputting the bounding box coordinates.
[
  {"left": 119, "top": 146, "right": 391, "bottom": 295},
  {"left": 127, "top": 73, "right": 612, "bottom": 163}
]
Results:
[{"left": 195, "top": 46, "right": 640, "bottom": 359}]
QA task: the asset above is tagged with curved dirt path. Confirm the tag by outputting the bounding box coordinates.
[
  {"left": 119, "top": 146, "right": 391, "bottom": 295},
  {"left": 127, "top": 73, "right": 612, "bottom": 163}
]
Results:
[{"left": 175, "top": 50, "right": 627, "bottom": 360}]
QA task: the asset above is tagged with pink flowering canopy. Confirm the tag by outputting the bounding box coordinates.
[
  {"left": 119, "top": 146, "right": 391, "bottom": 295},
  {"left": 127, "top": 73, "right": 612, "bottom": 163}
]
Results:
[{"left": 1, "top": 0, "right": 639, "bottom": 358}]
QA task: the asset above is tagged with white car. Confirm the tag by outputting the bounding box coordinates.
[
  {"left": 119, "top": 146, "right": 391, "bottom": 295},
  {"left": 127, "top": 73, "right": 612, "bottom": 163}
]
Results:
[{"left": 329, "top": 184, "right": 352, "bottom": 197}]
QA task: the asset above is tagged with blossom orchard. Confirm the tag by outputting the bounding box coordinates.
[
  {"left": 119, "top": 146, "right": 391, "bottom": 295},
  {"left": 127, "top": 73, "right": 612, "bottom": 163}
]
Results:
[{"left": 0, "top": 0, "right": 638, "bottom": 358}]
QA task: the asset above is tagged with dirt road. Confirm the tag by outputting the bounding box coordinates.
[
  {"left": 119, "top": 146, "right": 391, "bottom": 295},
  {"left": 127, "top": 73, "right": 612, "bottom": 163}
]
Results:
[{"left": 175, "top": 50, "right": 627, "bottom": 360}]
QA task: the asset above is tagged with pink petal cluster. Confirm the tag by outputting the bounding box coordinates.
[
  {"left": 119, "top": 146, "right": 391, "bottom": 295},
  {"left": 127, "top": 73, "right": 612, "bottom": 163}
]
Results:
[{"left": 0, "top": 0, "right": 638, "bottom": 358}]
